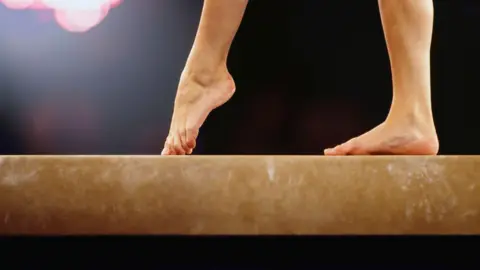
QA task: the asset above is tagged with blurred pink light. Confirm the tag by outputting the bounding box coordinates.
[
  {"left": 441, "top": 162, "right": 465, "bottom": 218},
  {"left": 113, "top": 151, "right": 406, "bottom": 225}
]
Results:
[
  {"left": 40, "top": 0, "right": 116, "bottom": 10},
  {"left": 28, "top": 0, "right": 51, "bottom": 9},
  {"left": 109, "top": 0, "right": 121, "bottom": 8},
  {"left": 1, "top": 0, "right": 122, "bottom": 32},
  {"left": 1, "top": 0, "right": 34, "bottom": 9},
  {"left": 55, "top": 7, "right": 109, "bottom": 33}
]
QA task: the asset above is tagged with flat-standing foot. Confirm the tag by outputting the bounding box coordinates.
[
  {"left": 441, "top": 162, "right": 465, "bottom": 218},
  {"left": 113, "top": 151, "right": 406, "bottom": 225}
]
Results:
[{"left": 324, "top": 116, "right": 439, "bottom": 155}]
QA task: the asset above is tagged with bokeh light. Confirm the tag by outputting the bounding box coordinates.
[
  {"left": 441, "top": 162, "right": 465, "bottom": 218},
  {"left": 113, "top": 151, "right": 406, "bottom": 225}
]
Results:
[
  {"left": 0, "top": 0, "right": 122, "bottom": 32},
  {"left": 54, "top": 6, "right": 110, "bottom": 32},
  {"left": 1, "top": 0, "right": 34, "bottom": 9}
]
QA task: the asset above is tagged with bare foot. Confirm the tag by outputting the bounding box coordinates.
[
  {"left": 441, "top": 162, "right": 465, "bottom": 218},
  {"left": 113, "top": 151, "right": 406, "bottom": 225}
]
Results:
[
  {"left": 324, "top": 116, "right": 439, "bottom": 155},
  {"left": 162, "top": 68, "right": 235, "bottom": 155}
]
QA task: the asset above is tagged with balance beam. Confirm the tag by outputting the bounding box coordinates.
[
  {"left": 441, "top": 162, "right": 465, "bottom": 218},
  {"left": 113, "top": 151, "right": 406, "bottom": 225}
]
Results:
[{"left": 0, "top": 155, "right": 478, "bottom": 235}]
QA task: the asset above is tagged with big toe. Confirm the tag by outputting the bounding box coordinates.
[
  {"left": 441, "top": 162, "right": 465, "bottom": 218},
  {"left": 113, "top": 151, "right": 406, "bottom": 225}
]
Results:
[
  {"left": 324, "top": 146, "right": 343, "bottom": 156},
  {"left": 324, "top": 141, "right": 354, "bottom": 156},
  {"left": 324, "top": 148, "right": 336, "bottom": 155},
  {"left": 163, "top": 134, "right": 179, "bottom": 155}
]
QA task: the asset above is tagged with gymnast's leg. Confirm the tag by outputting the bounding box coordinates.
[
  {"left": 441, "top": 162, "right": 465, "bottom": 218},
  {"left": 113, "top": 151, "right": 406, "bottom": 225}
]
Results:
[
  {"left": 162, "top": 0, "right": 248, "bottom": 155},
  {"left": 325, "top": 0, "right": 439, "bottom": 155}
]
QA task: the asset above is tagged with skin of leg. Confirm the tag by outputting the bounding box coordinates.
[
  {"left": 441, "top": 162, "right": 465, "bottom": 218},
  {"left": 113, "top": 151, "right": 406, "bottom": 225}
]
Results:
[
  {"left": 162, "top": 0, "right": 248, "bottom": 155},
  {"left": 325, "top": 0, "right": 439, "bottom": 155}
]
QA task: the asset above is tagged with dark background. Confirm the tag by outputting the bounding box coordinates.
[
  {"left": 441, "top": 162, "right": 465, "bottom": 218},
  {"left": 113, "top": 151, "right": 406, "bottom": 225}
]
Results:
[{"left": 0, "top": 0, "right": 478, "bottom": 155}]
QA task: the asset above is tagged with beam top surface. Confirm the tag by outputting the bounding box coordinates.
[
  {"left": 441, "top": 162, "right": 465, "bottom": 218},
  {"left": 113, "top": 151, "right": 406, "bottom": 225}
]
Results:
[{"left": 0, "top": 155, "right": 479, "bottom": 234}]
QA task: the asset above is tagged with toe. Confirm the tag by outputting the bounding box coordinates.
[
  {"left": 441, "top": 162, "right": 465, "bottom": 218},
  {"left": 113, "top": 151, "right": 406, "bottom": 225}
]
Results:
[
  {"left": 334, "top": 144, "right": 348, "bottom": 155},
  {"left": 179, "top": 128, "right": 190, "bottom": 154},
  {"left": 182, "top": 127, "right": 197, "bottom": 155},
  {"left": 325, "top": 140, "right": 355, "bottom": 156},
  {"left": 324, "top": 148, "right": 336, "bottom": 155},
  {"left": 162, "top": 135, "right": 174, "bottom": 155},
  {"left": 185, "top": 128, "right": 198, "bottom": 149},
  {"left": 324, "top": 145, "right": 346, "bottom": 156},
  {"left": 172, "top": 133, "right": 186, "bottom": 155},
  {"left": 339, "top": 139, "right": 371, "bottom": 155},
  {"left": 335, "top": 142, "right": 353, "bottom": 155},
  {"left": 348, "top": 145, "right": 369, "bottom": 155}
]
